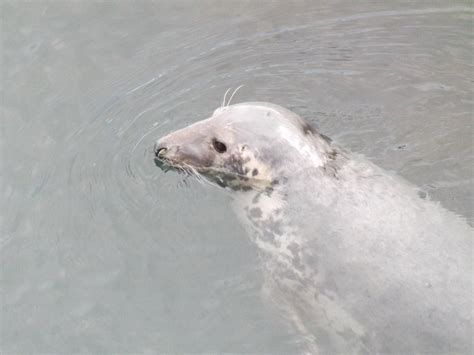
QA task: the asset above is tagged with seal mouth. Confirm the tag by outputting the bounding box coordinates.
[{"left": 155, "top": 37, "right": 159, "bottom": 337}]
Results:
[
  {"left": 155, "top": 155, "right": 272, "bottom": 192},
  {"left": 154, "top": 153, "right": 208, "bottom": 176},
  {"left": 154, "top": 156, "right": 238, "bottom": 191},
  {"left": 154, "top": 156, "right": 188, "bottom": 172}
]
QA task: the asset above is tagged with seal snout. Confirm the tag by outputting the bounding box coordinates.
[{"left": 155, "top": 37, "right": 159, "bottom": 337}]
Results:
[{"left": 154, "top": 139, "right": 185, "bottom": 166}]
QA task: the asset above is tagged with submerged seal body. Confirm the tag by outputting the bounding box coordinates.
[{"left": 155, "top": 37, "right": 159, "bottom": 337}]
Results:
[{"left": 154, "top": 102, "right": 472, "bottom": 354}]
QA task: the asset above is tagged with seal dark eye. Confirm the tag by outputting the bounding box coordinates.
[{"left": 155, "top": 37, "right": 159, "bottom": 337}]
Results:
[{"left": 212, "top": 138, "right": 227, "bottom": 153}]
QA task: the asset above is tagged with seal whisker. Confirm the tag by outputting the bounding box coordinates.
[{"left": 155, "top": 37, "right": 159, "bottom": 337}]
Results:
[
  {"left": 180, "top": 164, "right": 194, "bottom": 177},
  {"left": 181, "top": 162, "right": 226, "bottom": 190},
  {"left": 189, "top": 167, "right": 218, "bottom": 189},
  {"left": 181, "top": 162, "right": 204, "bottom": 183},
  {"left": 222, "top": 88, "right": 231, "bottom": 108},
  {"left": 227, "top": 85, "right": 244, "bottom": 107}
]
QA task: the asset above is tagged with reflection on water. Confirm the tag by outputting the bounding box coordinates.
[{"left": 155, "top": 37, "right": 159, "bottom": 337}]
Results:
[{"left": 2, "top": 1, "right": 472, "bottom": 353}]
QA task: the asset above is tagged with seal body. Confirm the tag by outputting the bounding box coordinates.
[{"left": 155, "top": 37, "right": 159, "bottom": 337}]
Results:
[{"left": 155, "top": 102, "right": 473, "bottom": 354}]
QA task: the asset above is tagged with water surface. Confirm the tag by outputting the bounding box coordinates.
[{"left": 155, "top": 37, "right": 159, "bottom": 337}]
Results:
[{"left": 1, "top": 1, "right": 472, "bottom": 353}]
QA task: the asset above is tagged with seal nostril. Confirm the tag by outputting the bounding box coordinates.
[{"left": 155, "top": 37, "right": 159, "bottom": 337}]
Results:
[
  {"left": 155, "top": 146, "right": 168, "bottom": 159},
  {"left": 158, "top": 148, "right": 167, "bottom": 158}
]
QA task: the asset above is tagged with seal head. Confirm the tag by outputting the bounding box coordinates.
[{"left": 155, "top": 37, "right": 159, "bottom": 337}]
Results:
[{"left": 155, "top": 102, "right": 334, "bottom": 190}]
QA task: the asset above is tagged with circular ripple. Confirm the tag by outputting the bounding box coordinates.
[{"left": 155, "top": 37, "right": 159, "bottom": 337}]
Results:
[{"left": 3, "top": 3, "right": 472, "bottom": 353}]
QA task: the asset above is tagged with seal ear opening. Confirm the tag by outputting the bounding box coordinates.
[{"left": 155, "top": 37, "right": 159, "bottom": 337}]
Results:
[
  {"left": 301, "top": 122, "right": 316, "bottom": 136},
  {"left": 300, "top": 121, "right": 332, "bottom": 144}
]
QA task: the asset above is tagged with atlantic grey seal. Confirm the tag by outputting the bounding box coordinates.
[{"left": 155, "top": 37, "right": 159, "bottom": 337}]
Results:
[{"left": 154, "top": 102, "right": 472, "bottom": 354}]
